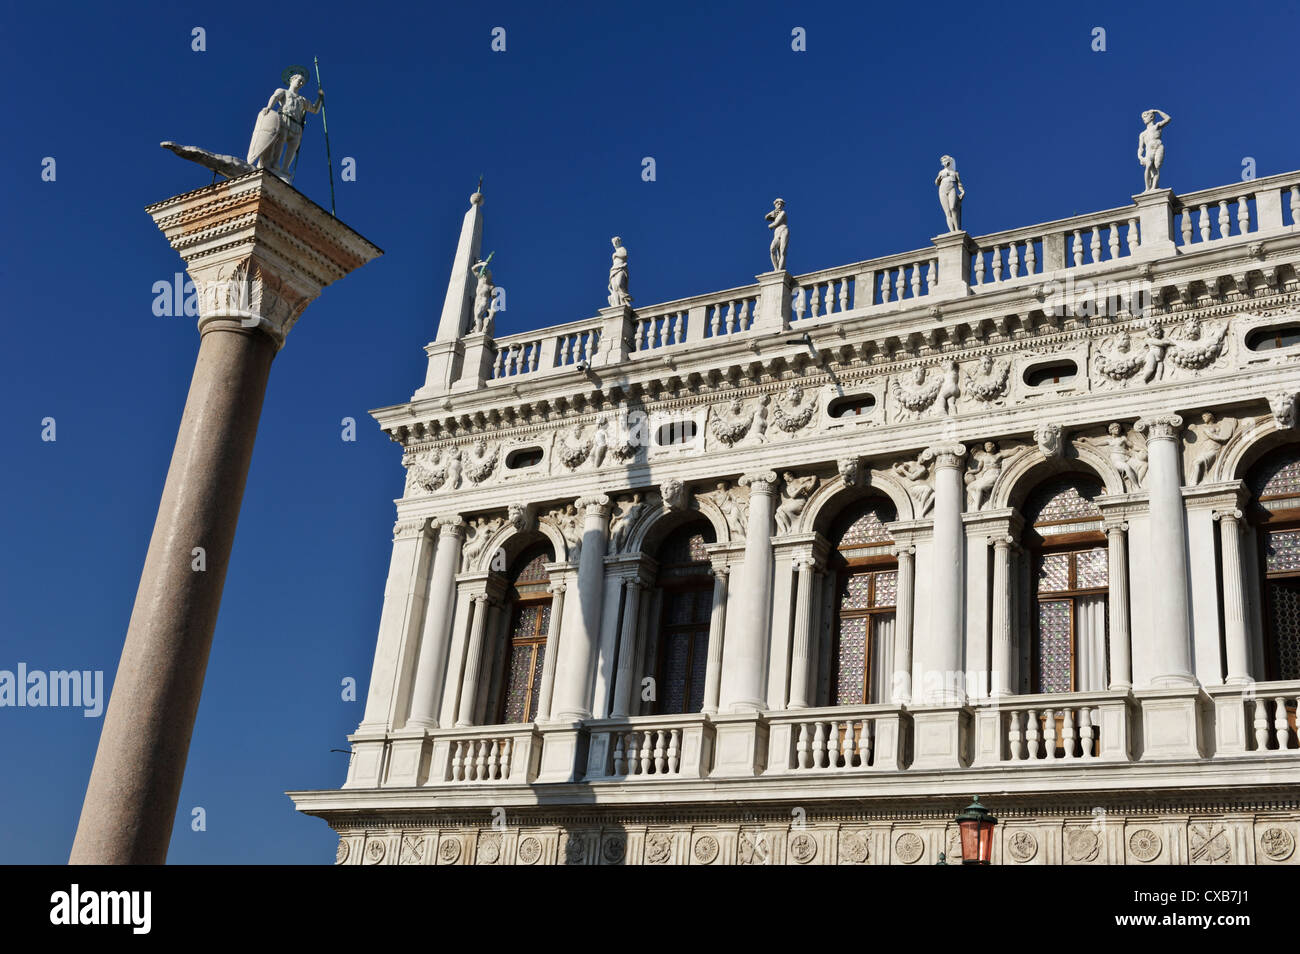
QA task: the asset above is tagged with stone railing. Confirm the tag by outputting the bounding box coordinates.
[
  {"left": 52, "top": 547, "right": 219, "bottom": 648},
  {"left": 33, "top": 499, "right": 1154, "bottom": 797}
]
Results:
[
  {"left": 970, "top": 691, "right": 1134, "bottom": 766},
  {"left": 584, "top": 714, "right": 714, "bottom": 780},
  {"left": 1207, "top": 680, "right": 1300, "bottom": 756},
  {"left": 428, "top": 725, "right": 542, "bottom": 784},
  {"left": 766, "top": 705, "right": 907, "bottom": 773},
  {"left": 465, "top": 169, "right": 1300, "bottom": 393}
]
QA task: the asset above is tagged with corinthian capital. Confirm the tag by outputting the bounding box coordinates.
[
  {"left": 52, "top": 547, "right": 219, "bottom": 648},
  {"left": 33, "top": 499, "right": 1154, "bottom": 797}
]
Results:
[
  {"left": 1135, "top": 413, "right": 1184, "bottom": 442},
  {"left": 739, "top": 470, "right": 779, "bottom": 494},
  {"left": 921, "top": 441, "right": 967, "bottom": 469}
]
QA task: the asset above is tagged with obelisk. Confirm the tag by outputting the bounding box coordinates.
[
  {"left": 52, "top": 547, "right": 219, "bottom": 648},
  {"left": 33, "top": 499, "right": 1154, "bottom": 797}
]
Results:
[{"left": 70, "top": 170, "right": 380, "bottom": 863}]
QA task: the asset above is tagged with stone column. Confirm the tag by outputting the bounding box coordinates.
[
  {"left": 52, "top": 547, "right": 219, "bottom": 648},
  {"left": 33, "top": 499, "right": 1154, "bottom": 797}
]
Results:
[
  {"left": 407, "top": 517, "right": 466, "bottom": 729},
  {"left": 701, "top": 565, "right": 729, "bottom": 714},
  {"left": 787, "top": 556, "right": 817, "bottom": 708},
  {"left": 919, "top": 443, "right": 967, "bottom": 703},
  {"left": 610, "top": 580, "right": 644, "bottom": 717},
  {"left": 1106, "top": 520, "right": 1132, "bottom": 690},
  {"left": 891, "top": 544, "right": 916, "bottom": 704},
  {"left": 720, "top": 472, "right": 778, "bottom": 712},
  {"left": 71, "top": 172, "right": 379, "bottom": 865},
  {"left": 989, "top": 534, "right": 1015, "bottom": 696},
  {"left": 551, "top": 496, "right": 612, "bottom": 720},
  {"left": 1136, "top": 415, "right": 1195, "bottom": 686},
  {"left": 1215, "top": 509, "right": 1253, "bottom": 685},
  {"left": 456, "top": 595, "right": 492, "bottom": 726},
  {"left": 534, "top": 578, "right": 566, "bottom": 721}
]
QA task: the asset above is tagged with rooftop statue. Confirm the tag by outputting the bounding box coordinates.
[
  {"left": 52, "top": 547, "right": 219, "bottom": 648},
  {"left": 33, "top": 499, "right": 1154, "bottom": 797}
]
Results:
[
  {"left": 765, "top": 198, "right": 789, "bottom": 271},
  {"left": 1138, "top": 109, "right": 1171, "bottom": 192},
  {"left": 935, "top": 155, "right": 964, "bottom": 232},
  {"left": 608, "top": 236, "right": 632, "bottom": 307},
  {"left": 247, "top": 67, "right": 324, "bottom": 182}
]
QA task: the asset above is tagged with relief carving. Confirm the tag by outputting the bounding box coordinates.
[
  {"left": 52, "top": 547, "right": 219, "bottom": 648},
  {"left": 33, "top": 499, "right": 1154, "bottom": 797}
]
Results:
[
  {"left": 770, "top": 384, "right": 818, "bottom": 432},
  {"left": 709, "top": 395, "right": 769, "bottom": 446},
  {"left": 464, "top": 438, "right": 499, "bottom": 483},
  {"left": 774, "top": 472, "right": 818, "bottom": 534},
  {"left": 965, "top": 354, "right": 1011, "bottom": 403}
]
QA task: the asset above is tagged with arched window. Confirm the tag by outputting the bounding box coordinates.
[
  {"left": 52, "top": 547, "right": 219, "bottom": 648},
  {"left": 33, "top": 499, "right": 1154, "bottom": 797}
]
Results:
[
  {"left": 1249, "top": 445, "right": 1300, "bottom": 681},
  {"left": 829, "top": 499, "right": 897, "bottom": 706},
  {"left": 652, "top": 522, "right": 716, "bottom": 714},
  {"left": 495, "top": 544, "right": 553, "bottom": 724},
  {"left": 1024, "top": 475, "right": 1108, "bottom": 693}
]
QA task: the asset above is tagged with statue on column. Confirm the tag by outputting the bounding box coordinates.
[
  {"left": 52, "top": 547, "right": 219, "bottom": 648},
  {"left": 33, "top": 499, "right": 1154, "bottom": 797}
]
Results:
[
  {"left": 935, "top": 155, "right": 964, "bottom": 232},
  {"left": 247, "top": 67, "right": 325, "bottom": 182},
  {"left": 1137, "top": 109, "right": 1171, "bottom": 192},
  {"left": 471, "top": 254, "right": 497, "bottom": 333},
  {"left": 608, "top": 236, "right": 632, "bottom": 307},
  {"left": 765, "top": 198, "right": 789, "bottom": 271}
]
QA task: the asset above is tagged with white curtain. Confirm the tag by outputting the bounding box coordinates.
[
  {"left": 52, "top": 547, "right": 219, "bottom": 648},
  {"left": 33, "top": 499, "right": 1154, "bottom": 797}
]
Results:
[
  {"left": 1074, "top": 596, "right": 1108, "bottom": 691},
  {"left": 869, "top": 614, "right": 897, "bottom": 703}
]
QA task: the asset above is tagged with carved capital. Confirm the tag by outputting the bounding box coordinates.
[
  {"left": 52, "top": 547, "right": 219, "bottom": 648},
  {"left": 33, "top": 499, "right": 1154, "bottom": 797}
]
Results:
[
  {"left": 1213, "top": 508, "right": 1244, "bottom": 525},
  {"left": 575, "top": 494, "right": 612, "bottom": 518},
  {"left": 1135, "top": 413, "right": 1184, "bottom": 442},
  {"left": 921, "top": 441, "right": 967, "bottom": 469},
  {"left": 547, "top": 581, "right": 567, "bottom": 596},
  {"left": 987, "top": 533, "right": 1016, "bottom": 550},
  {"left": 392, "top": 518, "right": 429, "bottom": 540},
  {"left": 739, "top": 470, "right": 779, "bottom": 494},
  {"left": 1104, "top": 520, "right": 1130, "bottom": 535},
  {"left": 890, "top": 544, "right": 917, "bottom": 560}
]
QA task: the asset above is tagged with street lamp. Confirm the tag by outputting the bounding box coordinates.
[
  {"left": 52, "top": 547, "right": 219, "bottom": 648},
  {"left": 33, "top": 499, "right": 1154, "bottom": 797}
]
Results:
[{"left": 954, "top": 796, "right": 998, "bottom": 864}]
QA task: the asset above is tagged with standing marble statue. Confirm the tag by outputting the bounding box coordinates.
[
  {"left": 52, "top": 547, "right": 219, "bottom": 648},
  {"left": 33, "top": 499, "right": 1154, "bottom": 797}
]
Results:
[
  {"left": 765, "top": 198, "right": 789, "bottom": 271},
  {"left": 247, "top": 68, "right": 324, "bottom": 182},
  {"left": 608, "top": 236, "right": 632, "bottom": 307},
  {"left": 471, "top": 255, "right": 496, "bottom": 333},
  {"left": 935, "top": 155, "right": 964, "bottom": 232},
  {"left": 1137, "top": 109, "right": 1171, "bottom": 192}
]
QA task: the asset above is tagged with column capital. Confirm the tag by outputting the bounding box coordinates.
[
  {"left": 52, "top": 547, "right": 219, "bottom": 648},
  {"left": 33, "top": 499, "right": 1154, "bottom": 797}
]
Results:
[
  {"left": 921, "top": 441, "right": 967, "bottom": 469},
  {"left": 739, "top": 470, "right": 779, "bottom": 494},
  {"left": 890, "top": 544, "right": 917, "bottom": 559},
  {"left": 392, "top": 517, "right": 430, "bottom": 541},
  {"left": 547, "top": 581, "right": 567, "bottom": 596},
  {"left": 709, "top": 561, "right": 731, "bottom": 579},
  {"left": 987, "top": 532, "right": 1016, "bottom": 550},
  {"left": 435, "top": 514, "right": 467, "bottom": 538},
  {"left": 1213, "top": 508, "right": 1244, "bottom": 524},
  {"left": 146, "top": 171, "right": 381, "bottom": 349},
  {"left": 1135, "top": 413, "right": 1184, "bottom": 442},
  {"left": 575, "top": 493, "right": 612, "bottom": 517},
  {"left": 1104, "top": 519, "right": 1130, "bottom": 534}
]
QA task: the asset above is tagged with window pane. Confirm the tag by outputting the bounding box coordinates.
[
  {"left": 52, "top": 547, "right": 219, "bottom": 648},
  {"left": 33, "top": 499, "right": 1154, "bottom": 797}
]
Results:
[
  {"left": 872, "top": 570, "right": 897, "bottom": 608},
  {"left": 1266, "top": 529, "right": 1300, "bottom": 574},
  {"left": 1037, "top": 600, "right": 1072, "bottom": 693},
  {"left": 527, "top": 643, "right": 546, "bottom": 721},
  {"left": 1026, "top": 477, "right": 1102, "bottom": 524},
  {"left": 834, "top": 617, "right": 868, "bottom": 705},
  {"left": 840, "top": 573, "right": 872, "bottom": 610},
  {"left": 1037, "top": 553, "right": 1070, "bottom": 593},
  {"left": 838, "top": 508, "right": 892, "bottom": 545},
  {"left": 1267, "top": 579, "right": 1300, "bottom": 681},
  {"left": 502, "top": 644, "right": 535, "bottom": 723},
  {"left": 1075, "top": 547, "right": 1109, "bottom": 589},
  {"left": 688, "top": 632, "right": 709, "bottom": 713},
  {"left": 1252, "top": 452, "right": 1300, "bottom": 499},
  {"left": 661, "top": 632, "right": 691, "bottom": 713}
]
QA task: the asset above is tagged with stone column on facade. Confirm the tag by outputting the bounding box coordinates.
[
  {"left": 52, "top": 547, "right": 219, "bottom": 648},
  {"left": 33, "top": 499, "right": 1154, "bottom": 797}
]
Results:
[
  {"left": 407, "top": 517, "right": 466, "bottom": 729},
  {"left": 701, "top": 563, "right": 729, "bottom": 714},
  {"left": 1105, "top": 520, "right": 1132, "bottom": 690},
  {"left": 919, "top": 443, "right": 967, "bottom": 703},
  {"left": 1215, "top": 509, "right": 1253, "bottom": 685},
  {"left": 534, "top": 578, "right": 566, "bottom": 721},
  {"left": 456, "top": 595, "right": 493, "bottom": 726},
  {"left": 989, "top": 533, "right": 1015, "bottom": 697},
  {"left": 787, "top": 555, "right": 817, "bottom": 709},
  {"left": 551, "top": 495, "right": 612, "bottom": 721},
  {"left": 720, "top": 472, "right": 778, "bottom": 712},
  {"left": 610, "top": 580, "right": 645, "bottom": 718},
  {"left": 1136, "top": 415, "right": 1195, "bottom": 686},
  {"left": 891, "top": 544, "right": 916, "bottom": 704},
  {"left": 71, "top": 172, "right": 379, "bottom": 865}
]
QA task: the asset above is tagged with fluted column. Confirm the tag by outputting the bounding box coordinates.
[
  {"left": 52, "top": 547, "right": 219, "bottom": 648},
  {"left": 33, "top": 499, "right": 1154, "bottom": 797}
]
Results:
[
  {"left": 720, "top": 472, "right": 778, "bottom": 712},
  {"left": 551, "top": 495, "right": 612, "bottom": 720},
  {"left": 1106, "top": 520, "right": 1132, "bottom": 690},
  {"left": 456, "top": 594, "right": 492, "bottom": 726},
  {"left": 891, "top": 544, "right": 916, "bottom": 704},
  {"left": 534, "top": 579, "right": 566, "bottom": 721},
  {"left": 788, "top": 556, "right": 817, "bottom": 708},
  {"left": 1215, "top": 508, "right": 1253, "bottom": 685},
  {"left": 610, "top": 580, "right": 644, "bottom": 717},
  {"left": 701, "top": 565, "right": 729, "bottom": 714},
  {"left": 919, "top": 443, "right": 967, "bottom": 703},
  {"left": 989, "top": 533, "right": 1015, "bottom": 696},
  {"left": 407, "top": 517, "right": 466, "bottom": 729},
  {"left": 1136, "top": 414, "right": 1195, "bottom": 686}
]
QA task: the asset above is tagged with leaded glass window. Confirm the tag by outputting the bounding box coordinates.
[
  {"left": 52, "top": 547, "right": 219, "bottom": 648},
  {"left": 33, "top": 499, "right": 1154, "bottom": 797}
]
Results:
[
  {"left": 497, "top": 544, "right": 554, "bottom": 724},
  {"left": 832, "top": 567, "right": 897, "bottom": 705},
  {"left": 653, "top": 521, "right": 716, "bottom": 714}
]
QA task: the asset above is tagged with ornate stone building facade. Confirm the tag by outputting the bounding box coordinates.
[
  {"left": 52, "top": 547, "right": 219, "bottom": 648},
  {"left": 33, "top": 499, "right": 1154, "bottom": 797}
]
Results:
[{"left": 292, "top": 170, "right": 1300, "bottom": 865}]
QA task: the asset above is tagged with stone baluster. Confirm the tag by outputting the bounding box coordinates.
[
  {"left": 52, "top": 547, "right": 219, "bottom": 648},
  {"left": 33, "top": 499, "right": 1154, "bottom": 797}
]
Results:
[
  {"left": 474, "top": 739, "right": 488, "bottom": 779},
  {"left": 1253, "top": 699, "right": 1271, "bottom": 750},
  {"left": 1105, "top": 521, "right": 1132, "bottom": 690},
  {"left": 810, "top": 285, "right": 822, "bottom": 318},
  {"left": 407, "top": 517, "right": 467, "bottom": 729},
  {"left": 840, "top": 720, "right": 856, "bottom": 769},
  {"left": 910, "top": 266, "right": 921, "bottom": 297},
  {"left": 456, "top": 594, "right": 493, "bottom": 726},
  {"left": 1025, "top": 242, "right": 1036, "bottom": 273},
  {"left": 612, "top": 733, "right": 627, "bottom": 775},
  {"left": 1237, "top": 196, "right": 1250, "bottom": 234},
  {"left": 812, "top": 721, "right": 827, "bottom": 769},
  {"left": 1009, "top": 710, "right": 1025, "bottom": 761},
  {"left": 1026, "top": 708, "right": 1041, "bottom": 759},
  {"left": 1199, "top": 204, "right": 1211, "bottom": 242},
  {"left": 927, "top": 258, "right": 938, "bottom": 292},
  {"left": 1072, "top": 229, "right": 1084, "bottom": 266},
  {"left": 701, "top": 564, "right": 729, "bottom": 714},
  {"left": 919, "top": 444, "right": 967, "bottom": 703},
  {"left": 1136, "top": 415, "right": 1195, "bottom": 686},
  {"left": 1127, "top": 217, "right": 1140, "bottom": 252},
  {"left": 639, "top": 731, "right": 653, "bottom": 774},
  {"left": 1218, "top": 200, "right": 1230, "bottom": 238},
  {"left": 796, "top": 723, "right": 812, "bottom": 769},
  {"left": 1180, "top": 211, "right": 1193, "bottom": 246},
  {"left": 1273, "top": 697, "right": 1289, "bottom": 750},
  {"left": 788, "top": 556, "right": 817, "bottom": 708},
  {"left": 610, "top": 579, "right": 644, "bottom": 718},
  {"left": 1061, "top": 708, "right": 1077, "bottom": 759},
  {"left": 973, "top": 249, "right": 985, "bottom": 284},
  {"left": 719, "top": 473, "right": 778, "bottom": 712},
  {"left": 1110, "top": 222, "right": 1121, "bottom": 259},
  {"left": 1079, "top": 708, "right": 1095, "bottom": 759},
  {"left": 839, "top": 279, "right": 850, "bottom": 312},
  {"left": 992, "top": 246, "right": 1003, "bottom": 281},
  {"left": 1215, "top": 509, "right": 1253, "bottom": 685},
  {"left": 551, "top": 495, "right": 612, "bottom": 720},
  {"left": 1043, "top": 709, "right": 1059, "bottom": 758},
  {"left": 1090, "top": 228, "right": 1101, "bottom": 262}
]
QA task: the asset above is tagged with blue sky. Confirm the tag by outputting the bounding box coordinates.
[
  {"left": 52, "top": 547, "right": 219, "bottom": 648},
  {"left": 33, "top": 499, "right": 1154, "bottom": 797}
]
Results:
[{"left": 3, "top": 0, "right": 1299, "bottom": 863}]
